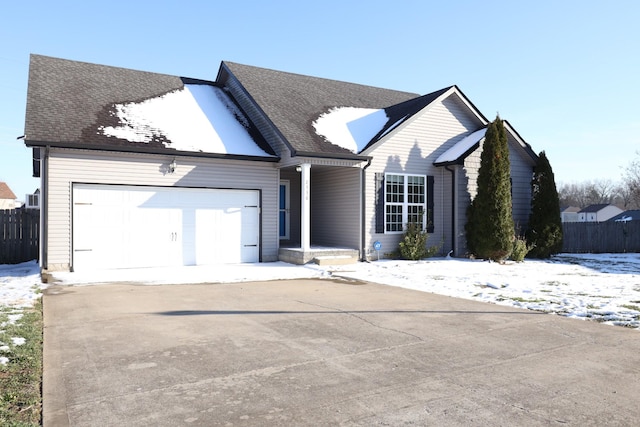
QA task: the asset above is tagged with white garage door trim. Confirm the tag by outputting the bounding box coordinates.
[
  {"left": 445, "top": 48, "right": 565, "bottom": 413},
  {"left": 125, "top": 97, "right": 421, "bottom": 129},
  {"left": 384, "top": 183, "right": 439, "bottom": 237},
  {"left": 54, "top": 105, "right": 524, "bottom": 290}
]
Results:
[{"left": 72, "top": 184, "right": 260, "bottom": 271}]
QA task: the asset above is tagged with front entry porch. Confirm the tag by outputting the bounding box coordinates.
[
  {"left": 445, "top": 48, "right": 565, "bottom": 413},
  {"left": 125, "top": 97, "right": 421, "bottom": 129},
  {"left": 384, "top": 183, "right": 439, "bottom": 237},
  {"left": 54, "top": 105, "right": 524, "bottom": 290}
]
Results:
[{"left": 277, "top": 161, "right": 366, "bottom": 265}]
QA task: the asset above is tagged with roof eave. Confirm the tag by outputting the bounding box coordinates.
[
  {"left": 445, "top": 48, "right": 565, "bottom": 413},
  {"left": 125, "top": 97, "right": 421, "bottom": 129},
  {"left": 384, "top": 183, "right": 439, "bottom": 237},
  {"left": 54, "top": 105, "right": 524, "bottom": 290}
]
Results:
[
  {"left": 23, "top": 139, "right": 281, "bottom": 162},
  {"left": 503, "top": 120, "right": 539, "bottom": 164},
  {"left": 293, "top": 150, "right": 370, "bottom": 162},
  {"left": 433, "top": 142, "right": 481, "bottom": 167}
]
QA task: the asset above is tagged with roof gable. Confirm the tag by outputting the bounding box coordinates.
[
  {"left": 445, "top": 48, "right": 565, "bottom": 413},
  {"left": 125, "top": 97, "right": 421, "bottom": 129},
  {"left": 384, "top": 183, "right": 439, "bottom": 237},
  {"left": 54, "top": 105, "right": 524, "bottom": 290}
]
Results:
[{"left": 0, "top": 182, "right": 17, "bottom": 200}]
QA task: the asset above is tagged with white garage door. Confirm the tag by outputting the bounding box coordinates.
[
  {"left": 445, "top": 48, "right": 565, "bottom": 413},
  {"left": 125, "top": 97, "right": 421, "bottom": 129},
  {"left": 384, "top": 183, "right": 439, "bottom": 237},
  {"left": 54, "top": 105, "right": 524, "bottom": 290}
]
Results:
[{"left": 72, "top": 184, "right": 260, "bottom": 271}]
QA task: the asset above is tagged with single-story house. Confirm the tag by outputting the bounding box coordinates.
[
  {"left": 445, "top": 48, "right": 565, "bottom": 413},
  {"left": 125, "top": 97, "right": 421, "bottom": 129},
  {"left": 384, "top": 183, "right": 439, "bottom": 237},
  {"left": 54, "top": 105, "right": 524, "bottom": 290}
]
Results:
[
  {"left": 561, "top": 206, "right": 581, "bottom": 223},
  {"left": 24, "top": 54, "right": 538, "bottom": 272},
  {"left": 608, "top": 210, "right": 640, "bottom": 222},
  {"left": 577, "top": 204, "right": 624, "bottom": 222},
  {"left": 0, "top": 182, "right": 18, "bottom": 210}
]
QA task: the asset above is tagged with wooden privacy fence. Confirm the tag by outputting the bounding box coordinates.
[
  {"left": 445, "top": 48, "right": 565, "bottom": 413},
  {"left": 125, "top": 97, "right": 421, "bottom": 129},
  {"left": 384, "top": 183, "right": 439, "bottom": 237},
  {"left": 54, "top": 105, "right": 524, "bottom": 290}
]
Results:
[
  {"left": 562, "top": 221, "right": 640, "bottom": 253},
  {"left": 0, "top": 209, "right": 39, "bottom": 264}
]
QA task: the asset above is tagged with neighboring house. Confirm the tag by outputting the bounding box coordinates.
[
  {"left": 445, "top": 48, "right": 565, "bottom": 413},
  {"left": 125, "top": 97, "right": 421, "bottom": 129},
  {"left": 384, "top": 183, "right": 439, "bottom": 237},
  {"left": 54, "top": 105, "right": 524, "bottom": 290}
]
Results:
[
  {"left": 23, "top": 189, "right": 40, "bottom": 209},
  {"left": 561, "top": 206, "right": 581, "bottom": 222},
  {"left": 577, "top": 204, "right": 624, "bottom": 222},
  {"left": 608, "top": 210, "right": 640, "bottom": 222},
  {"left": 0, "top": 182, "right": 18, "bottom": 210},
  {"left": 23, "top": 54, "right": 539, "bottom": 272}
]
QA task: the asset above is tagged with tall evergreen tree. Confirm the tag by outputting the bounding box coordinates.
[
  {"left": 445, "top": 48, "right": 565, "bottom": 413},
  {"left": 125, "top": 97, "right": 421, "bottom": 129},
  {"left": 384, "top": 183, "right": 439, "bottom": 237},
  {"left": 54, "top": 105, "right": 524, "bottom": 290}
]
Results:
[
  {"left": 465, "top": 116, "right": 514, "bottom": 261},
  {"left": 526, "top": 151, "right": 563, "bottom": 258}
]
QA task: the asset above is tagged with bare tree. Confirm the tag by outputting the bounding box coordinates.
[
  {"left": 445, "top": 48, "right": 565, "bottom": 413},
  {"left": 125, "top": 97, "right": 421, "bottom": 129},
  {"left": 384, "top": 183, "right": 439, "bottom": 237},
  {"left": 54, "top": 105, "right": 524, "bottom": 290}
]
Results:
[
  {"left": 590, "top": 179, "right": 617, "bottom": 204},
  {"left": 558, "top": 179, "right": 620, "bottom": 208},
  {"left": 622, "top": 151, "right": 640, "bottom": 209}
]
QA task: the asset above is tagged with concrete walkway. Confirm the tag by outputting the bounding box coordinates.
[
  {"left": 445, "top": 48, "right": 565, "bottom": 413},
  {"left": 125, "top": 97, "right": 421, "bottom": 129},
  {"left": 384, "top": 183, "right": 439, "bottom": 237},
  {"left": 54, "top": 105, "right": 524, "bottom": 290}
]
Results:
[{"left": 43, "top": 279, "right": 640, "bottom": 426}]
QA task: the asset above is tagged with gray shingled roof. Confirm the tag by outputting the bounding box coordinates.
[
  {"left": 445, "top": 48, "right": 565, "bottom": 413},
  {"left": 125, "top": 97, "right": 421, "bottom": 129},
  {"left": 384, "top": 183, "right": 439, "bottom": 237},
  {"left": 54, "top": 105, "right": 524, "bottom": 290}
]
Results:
[
  {"left": 222, "top": 62, "right": 440, "bottom": 156},
  {"left": 608, "top": 210, "right": 640, "bottom": 222},
  {"left": 579, "top": 204, "right": 612, "bottom": 213},
  {"left": 25, "top": 55, "right": 182, "bottom": 149},
  {"left": 24, "top": 55, "right": 479, "bottom": 161},
  {"left": 24, "top": 55, "right": 275, "bottom": 157}
]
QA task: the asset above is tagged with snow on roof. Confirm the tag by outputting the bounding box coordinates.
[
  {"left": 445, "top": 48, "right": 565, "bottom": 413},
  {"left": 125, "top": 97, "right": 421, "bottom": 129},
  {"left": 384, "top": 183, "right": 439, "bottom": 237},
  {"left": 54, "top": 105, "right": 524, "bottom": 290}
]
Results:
[
  {"left": 434, "top": 128, "right": 487, "bottom": 165},
  {"left": 616, "top": 216, "right": 632, "bottom": 222},
  {"left": 99, "top": 84, "right": 273, "bottom": 157},
  {"left": 312, "top": 107, "right": 388, "bottom": 153}
]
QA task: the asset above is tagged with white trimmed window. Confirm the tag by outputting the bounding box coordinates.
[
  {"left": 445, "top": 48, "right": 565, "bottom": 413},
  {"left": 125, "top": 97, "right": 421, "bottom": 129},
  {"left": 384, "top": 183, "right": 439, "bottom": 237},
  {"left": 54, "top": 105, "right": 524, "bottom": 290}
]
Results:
[{"left": 384, "top": 173, "right": 426, "bottom": 233}]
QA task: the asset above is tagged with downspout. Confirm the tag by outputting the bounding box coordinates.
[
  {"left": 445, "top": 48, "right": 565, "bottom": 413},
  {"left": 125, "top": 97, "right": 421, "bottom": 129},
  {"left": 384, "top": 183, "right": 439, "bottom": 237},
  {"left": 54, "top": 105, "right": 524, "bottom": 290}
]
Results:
[
  {"left": 360, "top": 158, "right": 372, "bottom": 261},
  {"left": 444, "top": 165, "right": 456, "bottom": 256},
  {"left": 41, "top": 146, "right": 49, "bottom": 271}
]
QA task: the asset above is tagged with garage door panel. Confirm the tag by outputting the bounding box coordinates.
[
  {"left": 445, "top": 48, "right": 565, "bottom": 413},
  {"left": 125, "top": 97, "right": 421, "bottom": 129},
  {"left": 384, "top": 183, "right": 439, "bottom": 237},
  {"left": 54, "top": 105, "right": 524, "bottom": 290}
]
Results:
[{"left": 72, "top": 185, "right": 260, "bottom": 271}]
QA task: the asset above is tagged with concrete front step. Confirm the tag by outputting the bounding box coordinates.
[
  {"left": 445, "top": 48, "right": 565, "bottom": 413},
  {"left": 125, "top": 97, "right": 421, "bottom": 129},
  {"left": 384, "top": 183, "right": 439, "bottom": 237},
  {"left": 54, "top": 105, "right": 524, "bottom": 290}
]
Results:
[
  {"left": 279, "top": 247, "right": 359, "bottom": 265},
  {"left": 313, "top": 255, "right": 359, "bottom": 266}
]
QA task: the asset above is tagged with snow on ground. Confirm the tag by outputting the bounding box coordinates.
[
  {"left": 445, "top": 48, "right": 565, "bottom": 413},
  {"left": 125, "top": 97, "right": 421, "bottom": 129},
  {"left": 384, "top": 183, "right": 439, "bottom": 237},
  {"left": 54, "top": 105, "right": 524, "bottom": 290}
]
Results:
[
  {"left": 1, "top": 255, "right": 640, "bottom": 331},
  {"left": 0, "top": 261, "right": 44, "bottom": 308},
  {"left": 324, "top": 253, "right": 640, "bottom": 329}
]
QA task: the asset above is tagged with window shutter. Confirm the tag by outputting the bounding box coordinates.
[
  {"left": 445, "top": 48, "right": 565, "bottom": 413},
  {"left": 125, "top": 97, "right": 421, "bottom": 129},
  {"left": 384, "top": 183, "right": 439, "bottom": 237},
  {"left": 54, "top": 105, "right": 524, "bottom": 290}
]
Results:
[
  {"left": 426, "top": 175, "right": 434, "bottom": 233},
  {"left": 375, "top": 173, "right": 385, "bottom": 233}
]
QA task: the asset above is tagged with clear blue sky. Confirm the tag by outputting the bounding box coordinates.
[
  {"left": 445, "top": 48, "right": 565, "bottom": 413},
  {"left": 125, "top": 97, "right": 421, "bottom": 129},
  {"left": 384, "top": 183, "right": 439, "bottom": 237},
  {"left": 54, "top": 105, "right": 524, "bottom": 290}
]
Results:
[{"left": 1, "top": 0, "right": 639, "bottom": 201}]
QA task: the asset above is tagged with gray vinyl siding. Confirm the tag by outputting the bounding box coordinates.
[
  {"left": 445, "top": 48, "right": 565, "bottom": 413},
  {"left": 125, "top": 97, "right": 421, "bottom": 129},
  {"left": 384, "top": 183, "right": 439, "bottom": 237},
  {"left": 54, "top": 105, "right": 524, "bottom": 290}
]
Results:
[
  {"left": 45, "top": 148, "right": 279, "bottom": 270},
  {"left": 459, "top": 134, "right": 535, "bottom": 255},
  {"left": 508, "top": 136, "right": 535, "bottom": 230},
  {"left": 280, "top": 169, "right": 301, "bottom": 244},
  {"left": 460, "top": 149, "right": 482, "bottom": 255},
  {"left": 363, "top": 93, "right": 483, "bottom": 258},
  {"left": 311, "top": 167, "right": 360, "bottom": 249}
]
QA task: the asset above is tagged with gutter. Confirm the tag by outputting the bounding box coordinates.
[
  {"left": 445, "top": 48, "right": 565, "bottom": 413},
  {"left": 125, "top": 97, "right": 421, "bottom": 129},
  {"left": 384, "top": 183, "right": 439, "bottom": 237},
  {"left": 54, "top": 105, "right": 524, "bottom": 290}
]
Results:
[
  {"left": 360, "top": 157, "right": 373, "bottom": 261},
  {"left": 444, "top": 165, "right": 456, "bottom": 256},
  {"left": 23, "top": 140, "right": 280, "bottom": 163},
  {"left": 41, "top": 146, "right": 49, "bottom": 270},
  {"left": 293, "top": 150, "right": 370, "bottom": 162}
]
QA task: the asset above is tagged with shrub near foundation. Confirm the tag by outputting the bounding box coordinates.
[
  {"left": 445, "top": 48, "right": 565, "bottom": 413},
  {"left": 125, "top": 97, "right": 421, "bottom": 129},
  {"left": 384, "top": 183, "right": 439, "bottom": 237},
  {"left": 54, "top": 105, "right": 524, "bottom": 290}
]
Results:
[{"left": 398, "top": 222, "right": 440, "bottom": 260}]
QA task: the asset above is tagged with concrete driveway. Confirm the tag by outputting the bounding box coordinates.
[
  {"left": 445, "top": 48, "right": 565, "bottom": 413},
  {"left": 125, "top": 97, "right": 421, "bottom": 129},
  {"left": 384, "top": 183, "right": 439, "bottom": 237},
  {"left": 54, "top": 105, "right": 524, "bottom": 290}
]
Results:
[{"left": 43, "top": 278, "right": 640, "bottom": 426}]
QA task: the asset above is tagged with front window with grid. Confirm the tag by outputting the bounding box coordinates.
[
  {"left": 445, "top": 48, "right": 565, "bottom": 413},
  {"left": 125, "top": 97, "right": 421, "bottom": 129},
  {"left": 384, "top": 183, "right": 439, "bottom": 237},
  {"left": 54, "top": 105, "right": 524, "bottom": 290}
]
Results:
[{"left": 385, "top": 174, "right": 426, "bottom": 233}]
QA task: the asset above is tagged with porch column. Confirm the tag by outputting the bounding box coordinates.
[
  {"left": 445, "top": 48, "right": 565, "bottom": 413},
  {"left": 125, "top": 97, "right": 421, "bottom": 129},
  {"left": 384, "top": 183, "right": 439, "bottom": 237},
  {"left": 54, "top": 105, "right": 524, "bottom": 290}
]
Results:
[{"left": 300, "top": 163, "right": 311, "bottom": 251}]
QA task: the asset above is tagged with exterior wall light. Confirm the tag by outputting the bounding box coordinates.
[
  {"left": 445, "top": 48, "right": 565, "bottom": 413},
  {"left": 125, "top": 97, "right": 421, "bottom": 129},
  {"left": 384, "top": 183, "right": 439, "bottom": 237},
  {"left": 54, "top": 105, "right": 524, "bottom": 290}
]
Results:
[{"left": 169, "top": 159, "right": 177, "bottom": 174}]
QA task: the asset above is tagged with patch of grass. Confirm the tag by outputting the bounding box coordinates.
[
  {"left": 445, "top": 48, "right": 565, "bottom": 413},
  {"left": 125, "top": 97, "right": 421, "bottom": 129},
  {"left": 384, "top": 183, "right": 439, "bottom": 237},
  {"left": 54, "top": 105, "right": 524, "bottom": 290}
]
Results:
[
  {"left": 0, "top": 300, "right": 43, "bottom": 426},
  {"left": 541, "top": 280, "right": 567, "bottom": 287},
  {"left": 621, "top": 304, "right": 640, "bottom": 312},
  {"left": 510, "top": 296, "right": 548, "bottom": 304}
]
